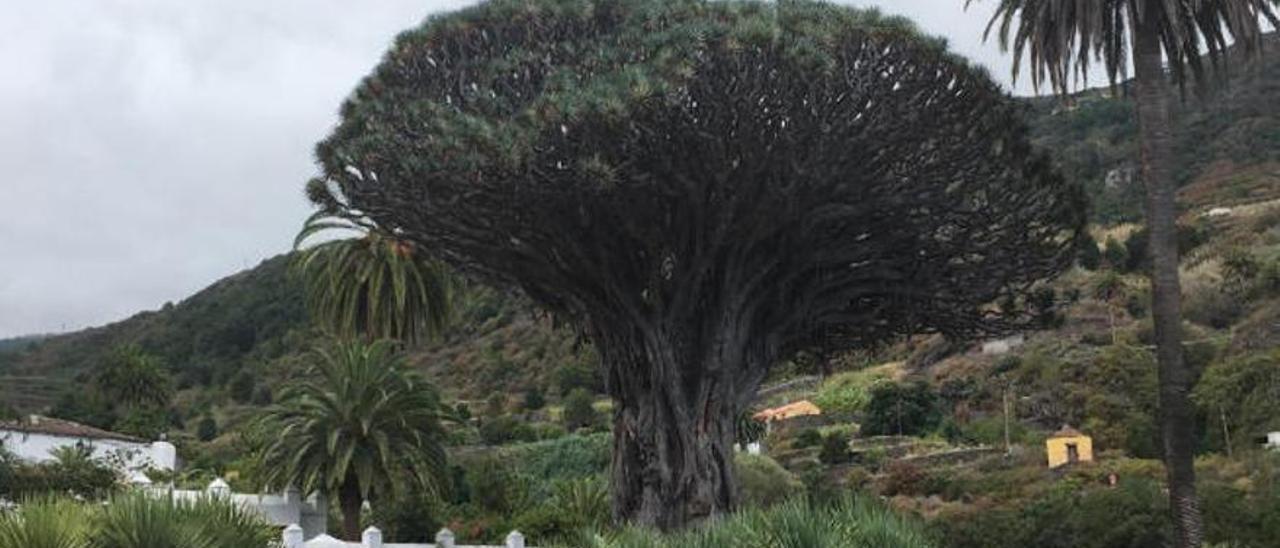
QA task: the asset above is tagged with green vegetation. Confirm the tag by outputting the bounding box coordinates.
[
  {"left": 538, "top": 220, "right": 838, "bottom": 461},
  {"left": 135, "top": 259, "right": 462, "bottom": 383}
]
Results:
[
  {"left": 293, "top": 211, "right": 453, "bottom": 345},
  {"left": 255, "top": 340, "right": 449, "bottom": 540},
  {"left": 0, "top": 493, "right": 276, "bottom": 548},
  {"left": 0, "top": 445, "right": 117, "bottom": 502},
  {"left": 560, "top": 497, "right": 935, "bottom": 548}
]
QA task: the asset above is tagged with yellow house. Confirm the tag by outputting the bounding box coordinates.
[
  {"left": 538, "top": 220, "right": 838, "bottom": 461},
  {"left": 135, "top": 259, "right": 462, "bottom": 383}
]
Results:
[{"left": 1046, "top": 425, "right": 1094, "bottom": 468}]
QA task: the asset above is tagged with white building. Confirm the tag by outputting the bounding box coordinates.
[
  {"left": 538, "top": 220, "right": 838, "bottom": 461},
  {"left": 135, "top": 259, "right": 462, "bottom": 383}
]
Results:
[
  {"left": 1266, "top": 432, "right": 1280, "bottom": 450},
  {"left": 0, "top": 415, "right": 175, "bottom": 472}
]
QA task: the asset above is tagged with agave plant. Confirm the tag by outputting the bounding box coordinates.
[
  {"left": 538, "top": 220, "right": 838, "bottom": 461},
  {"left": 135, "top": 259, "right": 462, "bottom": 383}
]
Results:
[
  {"left": 555, "top": 497, "right": 934, "bottom": 548},
  {"left": 92, "top": 493, "right": 213, "bottom": 548},
  {"left": 0, "top": 497, "right": 91, "bottom": 548}
]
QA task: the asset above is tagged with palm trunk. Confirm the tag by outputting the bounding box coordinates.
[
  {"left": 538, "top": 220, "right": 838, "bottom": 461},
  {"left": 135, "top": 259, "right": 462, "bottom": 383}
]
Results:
[
  {"left": 338, "top": 474, "right": 364, "bottom": 541},
  {"left": 1131, "top": 14, "right": 1204, "bottom": 548}
]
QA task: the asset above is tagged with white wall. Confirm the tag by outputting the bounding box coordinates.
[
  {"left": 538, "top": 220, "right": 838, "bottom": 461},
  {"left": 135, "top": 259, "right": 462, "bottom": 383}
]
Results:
[{"left": 0, "top": 429, "right": 175, "bottom": 471}]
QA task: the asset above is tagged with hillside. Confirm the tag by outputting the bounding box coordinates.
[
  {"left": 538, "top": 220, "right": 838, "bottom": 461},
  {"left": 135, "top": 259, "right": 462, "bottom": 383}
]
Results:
[
  {"left": 1027, "top": 33, "right": 1280, "bottom": 224},
  {"left": 1, "top": 33, "right": 1277, "bottom": 420}
]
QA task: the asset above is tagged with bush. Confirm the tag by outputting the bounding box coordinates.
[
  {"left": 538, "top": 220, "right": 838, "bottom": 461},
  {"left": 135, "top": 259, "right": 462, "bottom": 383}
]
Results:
[
  {"left": 818, "top": 433, "right": 850, "bottom": 465},
  {"left": 522, "top": 386, "right": 547, "bottom": 411},
  {"left": 812, "top": 366, "right": 894, "bottom": 415},
  {"left": 513, "top": 504, "right": 588, "bottom": 545},
  {"left": 371, "top": 491, "right": 444, "bottom": 542},
  {"left": 196, "top": 417, "right": 218, "bottom": 442},
  {"left": 862, "top": 381, "right": 940, "bottom": 437},
  {"left": 793, "top": 428, "right": 823, "bottom": 449},
  {"left": 554, "top": 361, "right": 602, "bottom": 396},
  {"left": 935, "top": 478, "right": 1171, "bottom": 548},
  {"left": 561, "top": 389, "right": 599, "bottom": 431},
  {"left": 463, "top": 458, "right": 531, "bottom": 516},
  {"left": 735, "top": 453, "right": 804, "bottom": 508},
  {"left": 0, "top": 446, "right": 118, "bottom": 501},
  {"left": 479, "top": 416, "right": 538, "bottom": 446},
  {"left": 496, "top": 434, "right": 611, "bottom": 483},
  {"left": 485, "top": 393, "right": 508, "bottom": 417},
  {"left": 1183, "top": 283, "right": 1245, "bottom": 329}
]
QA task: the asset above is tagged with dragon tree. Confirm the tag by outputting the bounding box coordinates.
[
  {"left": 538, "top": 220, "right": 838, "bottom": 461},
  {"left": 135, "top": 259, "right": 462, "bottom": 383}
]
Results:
[{"left": 306, "top": 0, "right": 1085, "bottom": 530}]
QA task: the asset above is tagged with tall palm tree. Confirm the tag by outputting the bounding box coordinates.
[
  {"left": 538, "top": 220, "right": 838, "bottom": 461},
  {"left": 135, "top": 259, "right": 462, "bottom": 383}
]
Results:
[
  {"left": 968, "top": 1, "right": 1279, "bottom": 545},
  {"left": 255, "top": 341, "right": 449, "bottom": 540},
  {"left": 293, "top": 210, "right": 453, "bottom": 345}
]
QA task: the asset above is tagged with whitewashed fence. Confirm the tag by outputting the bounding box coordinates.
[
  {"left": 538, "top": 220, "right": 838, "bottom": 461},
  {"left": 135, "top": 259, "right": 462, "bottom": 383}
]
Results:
[
  {"left": 282, "top": 526, "right": 530, "bottom": 548},
  {"left": 132, "top": 477, "right": 328, "bottom": 539}
]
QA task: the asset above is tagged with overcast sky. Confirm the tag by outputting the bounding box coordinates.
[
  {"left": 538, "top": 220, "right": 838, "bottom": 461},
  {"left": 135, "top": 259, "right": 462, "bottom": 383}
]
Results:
[{"left": 0, "top": 0, "right": 1060, "bottom": 338}]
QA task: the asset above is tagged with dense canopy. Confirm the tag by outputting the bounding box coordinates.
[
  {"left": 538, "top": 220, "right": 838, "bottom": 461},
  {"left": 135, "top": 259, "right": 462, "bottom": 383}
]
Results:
[{"left": 308, "top": 0, "right": 1085, "bottom": 528}]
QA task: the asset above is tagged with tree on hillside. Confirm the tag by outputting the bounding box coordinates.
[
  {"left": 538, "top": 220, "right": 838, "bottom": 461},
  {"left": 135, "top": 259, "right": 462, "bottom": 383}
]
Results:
[
  {"left": 969, "top": 1, "right": 1280, "bottom": 543},
  {"left": 255, "top": 341, "right": 449, "bottom": 540},
  {"left": 293, "top": 211, "right": 454, "bottom": 345},
  {"left": 305, "top": 0, "right": 1084, "bottom": 529},
  {"left": 95, "top": 344, "right": 172, "bottom": 410}
]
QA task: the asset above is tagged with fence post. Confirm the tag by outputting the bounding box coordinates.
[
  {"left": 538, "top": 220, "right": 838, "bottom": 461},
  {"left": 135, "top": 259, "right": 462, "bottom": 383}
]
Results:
[
  {"left": 282, "top": 524, "right": 304, "bottom": 548},
  {"left": 206, "top": 478, "right": 231, "bottom": 498},
  {"left": 435, "top": 527, "right": 456, "bottom": 548},
  {"left": 362, "top": 526, "right": 383, "bottom": 548},
  {"left": 505, "top": 530, "right": 526, "bottom": 548}
]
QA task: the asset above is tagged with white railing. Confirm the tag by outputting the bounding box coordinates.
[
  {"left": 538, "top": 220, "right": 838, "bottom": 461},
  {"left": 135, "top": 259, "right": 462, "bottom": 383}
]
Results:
[{"left": 283, "top": 525, "right": 529, "bottom": 548}]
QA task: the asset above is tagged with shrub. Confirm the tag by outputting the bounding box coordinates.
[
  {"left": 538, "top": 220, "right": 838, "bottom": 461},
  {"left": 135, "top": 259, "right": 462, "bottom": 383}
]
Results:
[
  {"left": 497, "top": 434, "right": 611, "bottom": 483},
  {"left": 1102, "top": 236, "right": 1128, "bottom": 269},
  {"left": 1077, "top": 234, "right": 1102, "bottom": 270},
  {"left": 196, "top": 417, "right": 218, "bottom": 442},
  {"left": 484, "top": 393, "right": 508, "bottom": 417},
  {"left": 818, "top": 433, "right": 850, "bottom": 465},
  {"left": 554, "top": 361, "right": 602, "bottom": 396},
  {"left": 1183, "top": 283, "right": 1245, "bottom": 329},
  {"left": 513, "top": 504, "right": 587, "bottom": 545},
  {"left": 479, "top": 416, "right": 537, "bottom": 446},
  {"left": 530, "top": 422, "right": 567, "bottom": 441},
  {"left": 561, "top": 388, "right": 598, "bottom": 431},
  {"left": 463, "top": 458, "right": 531, "bottom": 516},
  {"left": 793, "top": 428, "right": 823, "bottom": 449},
  {"left": 862, "top": 381, "right": 940, "bottom": 437},
  {"left": 735, "top": 453, "right": 804, "bottom": 508},
  {"left": 812, "top": 366, "right": 894, "bottom": 415},
  {"left": 522, "top": 386, "right": 547, "bottom": 411},
  {"left": 371, "top": 491, "right": 444, "bottom": 542},
  {"left": 879, "top": 461, "right": 927, "bottom": 496},
  {"left": 0, "top": 447, "right": 118, "bottom": 501}
]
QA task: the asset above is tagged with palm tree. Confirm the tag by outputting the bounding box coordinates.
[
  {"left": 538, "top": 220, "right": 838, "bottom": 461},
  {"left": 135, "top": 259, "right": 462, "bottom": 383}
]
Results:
[
  {"left": 293, "top": 210, "right": 453, "bottom": 345},
  {"left": 968, "top": 1, "right": 1279, "bottom": 545},
  {"left": 95, "top": 344, "right": 172, "bottom": 410},
  {"left": 254, "top": 340, "right": 449, "bottom": 540}
]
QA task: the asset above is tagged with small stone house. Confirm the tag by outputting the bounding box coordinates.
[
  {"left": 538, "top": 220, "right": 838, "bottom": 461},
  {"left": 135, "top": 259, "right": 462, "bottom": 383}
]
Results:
[{"left": 1045, "top": 425, "right": 1093, "bottom": 468}]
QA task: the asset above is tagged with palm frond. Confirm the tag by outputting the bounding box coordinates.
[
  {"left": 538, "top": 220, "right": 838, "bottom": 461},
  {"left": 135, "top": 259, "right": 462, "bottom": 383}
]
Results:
[
  {"left": 293, "top": 213, "right": 454, "bottom": 344},
  {"left": 968, "top": 0, "right": 1280, "bottom": 94}
]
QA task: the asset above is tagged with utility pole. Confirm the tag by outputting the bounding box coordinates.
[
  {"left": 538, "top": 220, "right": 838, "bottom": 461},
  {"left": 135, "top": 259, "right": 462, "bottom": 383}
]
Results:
[{"left": 1003, "top": 386, "right": 1012, "bottom": 455}]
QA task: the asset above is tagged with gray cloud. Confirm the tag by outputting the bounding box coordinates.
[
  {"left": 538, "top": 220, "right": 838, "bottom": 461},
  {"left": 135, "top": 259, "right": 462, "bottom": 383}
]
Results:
[{"left": 0, "top": 0, "right": 1068, "bottom": 338}]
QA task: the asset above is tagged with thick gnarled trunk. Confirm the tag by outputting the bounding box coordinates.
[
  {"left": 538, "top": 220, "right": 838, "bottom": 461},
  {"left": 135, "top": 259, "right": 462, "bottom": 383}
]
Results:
[
  {"left": 1132, "top": 13, "right": 1203, "bottom": 548},
  {"left": 600, "top": 324, "right": 764, "bottom": 530}
]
